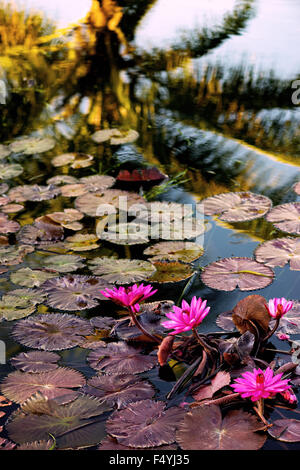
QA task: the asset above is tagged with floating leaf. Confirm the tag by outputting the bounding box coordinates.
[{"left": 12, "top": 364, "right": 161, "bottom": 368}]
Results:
[
  {"left": 201, "top": 257, "right": 274, "bottom": 291},
  {"left": 0, "top": 144, "right": 11, "bottom": 159},
  {"left": 232, "top": 295, "right": 270, "bottom": 335},
  {"left": 117, "top": 168, "right": 166, "bottom": 187},
  {"left": 144, "top": 241, "right": 204, "bottom": 262},
  {"left": 91, "top": 129, "right": 139, "bottom": 145},
  {"left": 1, "top": 203, "right": 24, "bottom": 214},
  {"left": 0, "top": 183, "right": 9, "bottom": 194},
  {"left": 111, "top": 129, "right": 139, "bottom": 145},
  {"left": 46, "top": 208, "right": 84, "bottom": 226},
  {"left": 0, "top": 212, "right": 20, "bottom": 234},
  {"left": 88, "top": 258, "right": 156, "bottom": 284},
  {"left": 47, "top": 175, "right": 78, "bottom": 185},
  {"left": 0, "top": 294, "right": 36, "bottom": 321},
  {"left": 82, "top": 374, "right": 155, "bottom": 409},
  {"left": 10, "top": 136, "right": 55, "bottom": 154},
  {"left": 157, "top": 218, "right": 206, "bottom": 241},
  {"left": 8, "top": 185, "right": 61, "bottom": 202},
  {"left": 100, "top": 223, "right": 149, "bottom": 245},
  {"left": 0, "top": 163, "right": 23, "bottom": 180},
  {"left": 16, "top": 221, "right": 64, "bottom": 245},
  {"left": 1, "top": 368, "right": 85, "bottom": 404},
  {"left": 216, "top": 311, "right": 236, "bottom": 332},
  {"left": 7, "top": 394, "right": 111, "bottom": 449},
  {"left": 17, "top": 440, "right": 55, "bottom": 450},
  {"left": 255, "top": 237, "right": 300, "bottom": 270},
  {"left": 268, "top": 419, "right": 300, "bottom": 442},
  {"left": 201, "top": 192, "right": 272, "bottom": 222},
  {"left": 266, "top": 203, "right": 300, "bottom": 235},
  {"left": 293, "top": 182, "right": 300, "bottom": 196},
  {"left": 75, "top": 189, "right": 145, "bottom": 217},
  {"left": 87, "top": 342, "right": 157, "bottom": 374},
  {"left": 106, "top": 400, "right": 184, "bottom": 448},
  {"left": 60, "top": 183, "right": 89, "bottom": 197},
  {"left": 91, "top": 129, "right": 121, "bottom": 143},
  {"left": 41, "top": 275, "right": 112, "bottom": 310},
  {"left": 149, "top": 260, "right": 195, "bottom": 284},
  {"left": 90, "top": 316, "right": 117, "bottom": 330},
  {"left": 52, "top": 153, "right": 94, "bottom": 168},
  {"left": 98, "top": 436, "right": 177, "bottom": 450},
  {"left": 79, "top": 174, "right": 116, "bottom": 191},
  {"left": 43, "top": 255, "right": 85, "bottom": 273},
  {"left": 10, "top": 267, "right": 57, "bottom": 287},
  {"left": 141, "top": 202, "right": 193, "bottom": 223},
  {"left": 176, "top": 405, "right": 266, "bottom": 450},
  {"left": 0, "top": 245, "right": 34, "bottom": 266},
  {"left": 10, "top": 351, "right": 60, "bottom": 373},
  {"left": 12, "top": 313, "right": 93, "bottom": 350},
  {"left": 63, "top": 233, "right": 100, "bottom": 251}
]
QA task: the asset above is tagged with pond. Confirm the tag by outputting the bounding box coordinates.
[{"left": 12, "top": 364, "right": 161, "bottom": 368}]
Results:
[{"left": 0, "top": 0, "right": 299, "bottom": 451}]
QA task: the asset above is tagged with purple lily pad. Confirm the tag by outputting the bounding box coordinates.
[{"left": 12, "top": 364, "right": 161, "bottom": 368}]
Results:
[
  {"left": 8, "top": 185, "right": 61, "bottom": 202},
  {"left": 216, "top": 311, "right": 236, "bottom": 332},
  {"left": 87, "top": 342, "right": 157, "bottom": 374},
  {"left": 1, "top": 367, "right": 85, "bottom": 404},
  {"left": 176, "top": 405, "right": 266, "bottom": 450},
  {"left": 0, "top": 213, "right": 20, "bottom": 234},
  {"left": 41, "top": 275, "right": 112, "bottom": 310},
  {"left": 201, "top": 192, "right": 272, "bottom": 222},
  {"left": 266, "top": 202, "right": 300, "bottom": 234},
  {"left": 81, "top": 374, "right": 155, "bottom": 408},
  {"left": 201, "top": 257, "right": 274, "bottom": 291},
  {"left": 254, "top": 237, "right": 300, "bottom": 270},
  {"left": 17, "top": 440, "right": 55, "bottom": 450},
  {"left": 98, "top": 436, "right": 177, "bottom": 450},
  {"left": 16, "top": 219, "right": 64, "bottom": 245},
  {"left": 268, "top": 419, "right": 300, "bottom": 442},
  {"left": 12, "top": 313, "right": 93, "bottom": 350},
  {"left": 10, "top": 351, "right": 60, "bottom": 373},
  {"left": 106, "top": 400, "right": 185, "bottom": 448}
]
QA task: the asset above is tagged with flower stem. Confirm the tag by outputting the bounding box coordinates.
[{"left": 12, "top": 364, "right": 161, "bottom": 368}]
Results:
[
  {"left": 192, "top": 328, "right": 217, "bottom": 362},
  {"left": 262, "top": 318, "right": 280, "bottom": 343},
  {"left": 253, "top": 399, "right": 272, "bottom": 429},
  {"left": 128, "top": 306, "right": 160, "bottom": 344}
]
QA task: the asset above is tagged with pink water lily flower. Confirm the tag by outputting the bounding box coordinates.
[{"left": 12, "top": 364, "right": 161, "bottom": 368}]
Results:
[
  {"left": 231, "top": 367, "right": 291, "bottom": 402},
  {"left": 100, "top": 283, "right": 157, "bottom": 312},
  {"left": 161, "top": 296, "right": 210, "bottom": 335},
  {"left": 265, "top": 297, "right": 293, "bottom": 319}
]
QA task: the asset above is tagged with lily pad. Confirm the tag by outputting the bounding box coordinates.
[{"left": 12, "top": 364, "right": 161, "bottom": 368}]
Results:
[
  {"left": 1, "top": 203, "right": 24, "bottom": 214},
  {"left": 266, "top": 202, "right": 300, "bottom": 234},
  {"left": 149, "top": 260, "right": 195, "bottom": 284},
  {"left": 75, "top": 189, "right": 145, "bottom": 217},
  {"left": 10, "top": 136, "right": 56, "bottom": 155},
  {"left": 0, "top": 245, "right": 34, "bottom": 266},
  {"left": 106, "top": 400, "right": 185, "bottom": 448},
  {"left": 176, "top": 405, "right": 266, "bottom": 450},
  {"left": 10, "top": 351, "right": 60, "bottom": 373},
  {"left": 0, "top": 212, "right": 20, "bottom": 234},
  {"left": 293, "top": 182, "right": 300, "bottom": 196},
  {"left": 60, "top": 184, "right": 90, "bottom": 198},
  {"left": 79, "top": 174, "right": 116, "bottom": 191},
  {"left": 0, "top": 294, "right": 36, "bottom": 321},
  {"left": 141, "top": 202, "right": 193, "bottom": 223},
  {"left": 6, "top": 394, "right": 111, "bottom": 449},
  {"left": 46, "top": 175, "right": 78, "bottom": 185},
  {"left": 16, "top": 221, "right": 64, "bottom": 245},
  {"left": 46, "top": 209, "right": 84, "bottom": 227},
  {"left": 201, "top": 257, "right": 274, "bottom": 291},
  {"left": 156, "top": 218, "right": 207, "bottom": 241},
  {"left": 4, "top": 288, "right": 46, "bottom": 306},
  {"left": 100, "top": 223, "right": 149, "bottom": 245},
  {"left": 12, "top": 313, "right": 93, "bottom": 350},
  {"left": 254, "top": 237, "right": 300, "bottom": 270},
  {"left": 52, "top": 153, "right": 94, "bottom": 169},
  {"left": 63, "top": 233, "right": 100, "bottom": 252},
  {"left": 268, "top": 419, "right": 300, "bottom": 442},
  {"left": 91, "top": 129, "right": 139, "bottom": 145},
  {"left": 0, "top": 183, "right": 9, "bottom": 194},
  {"left": 116, "top": 167, "right": 166, "bottom": 186},
  {"left": 88, "top": 258, "right": 156, "bottom": 284},
  {"left": 10, "top": 267, "right": 57, "bottom": 287},
  {"left": 17, "top": 440, "right": 55, "bottom": 450},
  {"left": 81, "top": 374, "right": 155, "bottom": 409},
  {"left": 0, "top": 144, "right": 11, "bottom": 159},
  {"left": 41, "top": 275, "right": 112, "bottom": 310},
  {"left": 201, "top": 192, "right": 272, "bottom": 222},
  {"left": 0, "top": 163, "right": 23, "bottom": 180},
  {"left": 43, "top": 255, "right": 85, "bottom": 273},
  {"left": 87, "top": 342, "right": 157, "bottom": 374},
  {"left": 216, "top": 311, "right": 236, "bottom": 332},
  {"left": 91, "top": 129, "right": 121, "bottom": 143},
  {"left": 232, "top": 295, "right": 270, "bottom": 335},
  {"left": 98, "top": 436, "right": 177, "bottom": 451},
  {"left": 8, "top": 185, "right": 61, "bottom": 202},
  {"left": 144, "top": 241, "right": 204, "bottom": 262},
  {"left": 1, "top": 368, "right": 85, "bottom": 404}
]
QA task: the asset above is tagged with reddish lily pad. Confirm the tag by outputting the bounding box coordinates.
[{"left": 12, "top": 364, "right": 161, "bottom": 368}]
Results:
[
  {"left": 8, "top": 185, "right": 61, "bottom": 202},
  {"left": 268, "top": 419, "right": 300, "bottom": 442},
  {"left": 117, "top": 168, "right": 166, "bottom": 187},
  {"left": 201, "top": 257, "right": 274, "bottom": 291},
  {"left": 88, "top": 258, "right": 156, "bottom": 284},
  {"left": 266, "top": 203, "right": 300, "bottom": 234},
  {"left": 1, "top": 368, "right": 85, "bottom": 404},
  {"left": 192, "top": 371, "right": 231, "bottom": 401},
  {"left": 41, "top": 275, "right": 112, "bottom": 310},
  {"left": 144, "top": 241, "right": 204, "bottom": 262},
  {"left": 98, "top": 436, "right": 177, "bottom": 450},
  {"left": 6, "top": 394, "right": 111, "bottom": 449},
  {"left": 106, "top": 400, "right": 185, "bottom": 448},
  {"left": 81, "top": 374, "right": 155, "bottom": 408},
  {"left": 12, "top": 313, "right": 93, "bottom": 350},
  {"left": 201, "top": 192, "right": 272, "bottom": 222},
  {"left": 255, "top": 237, "right": 300, "bottom": 270},
  {"left": 232, "top": 295, "right": 270, "bottom": 335},
  {"left": 10, "top": 351, "right": 60, "bottom": 373},
  {"left": 176, "top": 405, "right": 266, "bottom": 450},
  {"left": 0, "top": 212, "right": 20, "bottom": 234},
  {"left": 87, "top": 342, "right": 157, "bottom": 374}
]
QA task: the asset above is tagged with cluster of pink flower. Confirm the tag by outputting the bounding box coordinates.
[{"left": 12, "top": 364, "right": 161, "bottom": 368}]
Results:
[{"left": 100, "top": 284, "right": 296, "bottom": 404}]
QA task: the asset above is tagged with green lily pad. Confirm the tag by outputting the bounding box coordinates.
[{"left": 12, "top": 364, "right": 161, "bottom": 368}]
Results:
[
  {"left": 43, "top": 255, "right": 85, "bottom": 273},
  {"left": 149, "top": 260, "right": 196, "bottom": 284},
  {"left": 10, "top": 136, "right": 56, "bottom": 155},
  {"left": 0, "top": 294, "right": 36, "bottom": 321},
  {"left": 10, "top": 267, "right": 57, "bottom": 288},
  {"left": 0, "top": 163, "right": 23, "bottom": 180},
  {"left": 144, "top": 241, "right": 204, "bottom": 262},
  {"left": 64, "top": 233, "right": 100, "bottom": 251},
  {"left": 0, "top": 245, "right": 34, "bottom": 266},
  {"left": 88, "top": 257, "right": 156, "bottom": 284},
  {"left": 0, "top": 144, "right": 11, "bottom": 159}
]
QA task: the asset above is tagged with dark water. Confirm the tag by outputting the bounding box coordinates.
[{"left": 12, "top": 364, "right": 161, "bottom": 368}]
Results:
[{"left": 0, "top": 0, "right": 299, "bottom": 451}]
